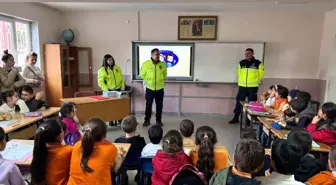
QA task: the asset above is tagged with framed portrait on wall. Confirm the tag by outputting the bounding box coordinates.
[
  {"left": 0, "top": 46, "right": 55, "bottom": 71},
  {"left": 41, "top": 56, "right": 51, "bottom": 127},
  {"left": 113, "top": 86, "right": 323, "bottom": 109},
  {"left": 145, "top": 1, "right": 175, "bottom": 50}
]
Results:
[{"left": 178, "top": 16, "right": 218, "bottom": 40}]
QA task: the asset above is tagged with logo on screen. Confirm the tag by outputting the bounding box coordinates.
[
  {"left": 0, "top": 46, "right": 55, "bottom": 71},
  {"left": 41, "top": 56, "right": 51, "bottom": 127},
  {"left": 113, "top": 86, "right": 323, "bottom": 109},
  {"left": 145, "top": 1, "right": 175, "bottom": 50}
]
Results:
[{"left": 159, "top": 50, "right": 179, "bottom": 68}]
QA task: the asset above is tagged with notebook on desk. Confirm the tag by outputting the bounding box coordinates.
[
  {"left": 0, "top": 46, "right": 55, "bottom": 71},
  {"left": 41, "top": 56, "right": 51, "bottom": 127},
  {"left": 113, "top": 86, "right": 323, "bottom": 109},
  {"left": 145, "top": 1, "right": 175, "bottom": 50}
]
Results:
[
  {"left": 0, "top": 120, "right": 18, "bottom": 127},
  {"left": 1, "top": 141, "right": 33, "bottom": 162},
  {"left": 89, "top": 96, "right": 109, "bottom": 100}
]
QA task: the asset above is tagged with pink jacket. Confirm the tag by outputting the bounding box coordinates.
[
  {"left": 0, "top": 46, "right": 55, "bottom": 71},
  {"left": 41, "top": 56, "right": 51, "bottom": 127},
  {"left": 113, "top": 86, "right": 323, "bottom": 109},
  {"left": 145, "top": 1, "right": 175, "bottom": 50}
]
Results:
[{"left": 62, "top": 117, "right": 82, "bottom": 139}]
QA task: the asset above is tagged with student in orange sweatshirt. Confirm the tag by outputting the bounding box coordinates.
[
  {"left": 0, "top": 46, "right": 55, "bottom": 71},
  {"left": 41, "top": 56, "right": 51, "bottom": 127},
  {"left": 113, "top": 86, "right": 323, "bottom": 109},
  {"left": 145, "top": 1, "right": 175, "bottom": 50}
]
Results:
[
  {"left": 271, "top": 85, "right": 289, "bottom": 112},
  {"left": 30, "top": 120, "right": 73, "bottom": 185},
  {"left": 67, "top": 117, "right": 123, "bottom": 185},
  {"left": 190, "top": 126, "right": 231, "bottom": 181},
  {"left": 306, "top": 145, "right": 336, "bottom": 185}
]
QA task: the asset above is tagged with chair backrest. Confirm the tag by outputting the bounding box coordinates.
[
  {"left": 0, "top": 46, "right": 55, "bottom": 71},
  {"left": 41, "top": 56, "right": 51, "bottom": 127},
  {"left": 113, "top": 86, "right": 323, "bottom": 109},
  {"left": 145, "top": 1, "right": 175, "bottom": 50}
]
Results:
[
  {"left": 140, "top": 157, "right": 154, "bottom": 174},
  {"left": 310, "top": 100, "right": 320, "bottom": 113},
  {"left": 74, "top": 91, "right": 96, "bottom": 98}
]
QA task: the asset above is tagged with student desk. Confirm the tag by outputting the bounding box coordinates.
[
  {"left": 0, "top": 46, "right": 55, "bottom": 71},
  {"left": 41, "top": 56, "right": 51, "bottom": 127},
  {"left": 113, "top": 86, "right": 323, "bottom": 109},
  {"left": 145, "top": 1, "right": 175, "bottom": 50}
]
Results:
[
  {"left": 9, "top": 140, "right": 131, "bottom": 166},
  {"left": 60, "top": 97, "right": 131, "bottom": 125},
  {"left": 239, "top": 101, "right": 276, "bottom": 137},
  {"left": 1, "top": 107, "right": 60, "bottom": 141},
  {"left": 258, "top": 117, "right": 331, "bottom": 153}
]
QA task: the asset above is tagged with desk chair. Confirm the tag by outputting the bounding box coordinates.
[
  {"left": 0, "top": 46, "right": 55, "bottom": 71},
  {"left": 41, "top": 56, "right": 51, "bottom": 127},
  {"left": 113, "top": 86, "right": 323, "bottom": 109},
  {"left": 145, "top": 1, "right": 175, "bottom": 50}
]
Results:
[
  {"left": 74, "top": 91, "right": 96, "bottom": 98},
  {"left": 139, "top": 157, "right": 154, "bottom": 185},
  {"left": 311, "top": 100, "right": 320, "bottom": 113}
]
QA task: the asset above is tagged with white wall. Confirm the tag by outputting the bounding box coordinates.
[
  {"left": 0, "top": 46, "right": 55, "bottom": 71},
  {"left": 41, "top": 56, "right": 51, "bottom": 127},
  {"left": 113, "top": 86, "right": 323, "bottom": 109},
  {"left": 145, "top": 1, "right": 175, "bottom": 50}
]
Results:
[
  {"left": 61, "top": 12, "right": 324, "bottom": 79},
  {"left": 0, "top": 3, "right": 61, "bottom": 67}
]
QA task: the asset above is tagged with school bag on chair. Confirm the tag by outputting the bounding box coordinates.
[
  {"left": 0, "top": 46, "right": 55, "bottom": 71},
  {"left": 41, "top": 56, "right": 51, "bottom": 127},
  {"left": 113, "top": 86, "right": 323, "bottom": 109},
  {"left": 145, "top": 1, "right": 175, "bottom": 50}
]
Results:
[
  {"left": 169, "top": 164, "right": 207, "bottom": 185},
  {"left": 64, "top": 132, "right": 80, "bottom": 146}
]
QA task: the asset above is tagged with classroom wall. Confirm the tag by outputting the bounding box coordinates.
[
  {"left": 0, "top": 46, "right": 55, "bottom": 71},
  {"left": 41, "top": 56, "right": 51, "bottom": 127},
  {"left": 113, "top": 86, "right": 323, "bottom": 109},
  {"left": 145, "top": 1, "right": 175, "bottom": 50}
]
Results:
[
  {"left": 62, "top": 11, "right": 325, "bottom": 115},
  {"left": 0, "top": 3, "right": 61, "bottom": 68}
]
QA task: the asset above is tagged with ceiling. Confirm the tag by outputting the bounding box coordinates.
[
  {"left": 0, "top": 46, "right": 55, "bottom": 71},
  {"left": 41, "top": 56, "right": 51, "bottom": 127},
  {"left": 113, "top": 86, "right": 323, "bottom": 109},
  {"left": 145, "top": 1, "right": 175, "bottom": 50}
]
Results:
[{"left": 39, "top": 0, "right": 336, "bottom": 12}]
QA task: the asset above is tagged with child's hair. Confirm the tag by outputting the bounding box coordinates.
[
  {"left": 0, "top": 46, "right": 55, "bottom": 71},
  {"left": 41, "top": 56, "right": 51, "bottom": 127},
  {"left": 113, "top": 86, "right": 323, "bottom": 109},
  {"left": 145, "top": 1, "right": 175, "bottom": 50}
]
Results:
[
  {"left": 317, "top": 102, "right": 336, "bottom": 131},
  {"left": 21, "top": 85, "right": 34, "bottom": 95},
  {"left": 287, "top": 128, "right": 312, "bottom": 155},
  {"left": 121, "top": 115, "right": 138, "bottom": 133},
  {"left": 288, "top": 89, "right": 300, "bottom": 100},
  {"left": 269, "top": 85, "right": 276, "bottom": 91},
  {"left": 1, "top": 49, "right": 13, "bottom": 62},
  {"left": 0, "top": 126, "right": 5, "bottom": 141},
  {"left": 27, "top": 51, "right": 38, "bottom": 59},
  {"left": 289, "top": 99, "right": 307, "bottom": 113},
  {"left": 271, "top": 139, "right": 303, "bottom": 174},
  {"left": 276, "top": 85, "right": 289, "bottom": 99},
  {"left": 180, "top": 119, "right": 194, "bottom": 137},
  {"left": 297, "top": 91, "right": 311, "bottom": 106},
  {"left": 329, "top": 145, "right": 336, "bottom": 167},
  {"left": 148, "top": 125, "right": 163, "bottom": 144},
  {"left": 60, "top": 102, "right": 75, "bottom": 118},
  {"left": 30, "top": 120, "right": 63, "bottom": 184},
  {"left": 81, "top": 117, "right": 107, "bottom": 173},
  {"left": 162, "top": 130, "right": 183, "bottom": 153},
  {"left": 234, "top": 139, "right": 265, "bottom": 173},
  {"left": 195, "top": 126, "right": 217, "bottom": 181}
]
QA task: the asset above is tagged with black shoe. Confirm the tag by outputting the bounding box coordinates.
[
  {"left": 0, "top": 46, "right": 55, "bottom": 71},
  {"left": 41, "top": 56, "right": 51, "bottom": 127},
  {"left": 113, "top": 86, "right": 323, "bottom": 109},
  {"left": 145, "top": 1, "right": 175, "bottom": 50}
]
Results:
[
  {"left": 229, "top": 115, "right": 239, "bottom": 124},
  {"left": 143, "top": 121, "right": 150, "bottom": 127},
  {"left": 156, "top": 121, "right": 163, "bottom": 127}
]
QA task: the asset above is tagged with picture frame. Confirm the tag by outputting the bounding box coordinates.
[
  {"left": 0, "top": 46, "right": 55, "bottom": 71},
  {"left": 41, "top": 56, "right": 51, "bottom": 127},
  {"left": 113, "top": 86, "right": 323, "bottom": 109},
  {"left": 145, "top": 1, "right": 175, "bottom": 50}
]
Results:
[{"left": 178, "top": 16, "right": 218, "bottom": 40}]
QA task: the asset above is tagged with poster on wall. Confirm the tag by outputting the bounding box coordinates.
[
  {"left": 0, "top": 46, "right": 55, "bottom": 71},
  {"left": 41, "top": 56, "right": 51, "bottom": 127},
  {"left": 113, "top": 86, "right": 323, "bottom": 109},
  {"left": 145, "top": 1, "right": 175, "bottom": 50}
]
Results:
[{"left": 178, "top": 16, "right": 218, "bottom": 40}]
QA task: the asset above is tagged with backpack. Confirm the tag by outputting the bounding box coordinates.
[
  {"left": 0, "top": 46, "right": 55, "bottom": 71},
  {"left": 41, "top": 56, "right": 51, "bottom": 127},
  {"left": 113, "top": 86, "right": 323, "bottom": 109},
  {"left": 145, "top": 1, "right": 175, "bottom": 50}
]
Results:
[
  {"left": 65, "top": 132, "right": 80, "bottom": 146},
  {"left": 169, "top": 164, "right": 207, "bottom": 185}
]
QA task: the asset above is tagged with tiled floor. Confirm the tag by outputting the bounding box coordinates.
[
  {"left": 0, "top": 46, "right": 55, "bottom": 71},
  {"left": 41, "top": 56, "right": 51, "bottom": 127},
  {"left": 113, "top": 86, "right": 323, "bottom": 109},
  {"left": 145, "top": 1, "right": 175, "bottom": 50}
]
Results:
[{"left": 107, "top": 114, "right": 240, "bottom": 185}]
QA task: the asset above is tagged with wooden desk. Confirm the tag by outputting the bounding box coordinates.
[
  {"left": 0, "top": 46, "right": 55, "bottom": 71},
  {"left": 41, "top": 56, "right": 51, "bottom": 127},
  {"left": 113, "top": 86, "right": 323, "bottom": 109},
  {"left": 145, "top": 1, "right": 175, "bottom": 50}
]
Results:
[
  {"left": 1, "top": 107, "right": 60, "bottom": 140},
  {"left": 11, "top": 140, "right": 131, "bottom": 166},
  {"left": 60, "top": 97, "right": 131, "bottom": 124},
  {"left": 258, "top": 117, "right": 331, "bottom": 153}
]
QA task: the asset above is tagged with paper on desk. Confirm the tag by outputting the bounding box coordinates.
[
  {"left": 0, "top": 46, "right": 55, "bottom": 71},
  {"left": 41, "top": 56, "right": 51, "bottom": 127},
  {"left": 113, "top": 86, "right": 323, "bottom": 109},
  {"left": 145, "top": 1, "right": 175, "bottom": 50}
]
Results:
[
  {"left": 1, "top": 141, "right": 33, "bottom": 162},
  {"left": 0, "top": 120, "right": 18, "bottom": 127}
]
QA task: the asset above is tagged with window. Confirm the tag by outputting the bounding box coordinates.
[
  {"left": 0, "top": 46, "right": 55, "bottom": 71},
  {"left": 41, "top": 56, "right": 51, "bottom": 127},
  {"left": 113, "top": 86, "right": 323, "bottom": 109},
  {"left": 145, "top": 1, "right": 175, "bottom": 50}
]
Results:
[{"left": 0, "top": 15, "right": 31, "bottom": 67}]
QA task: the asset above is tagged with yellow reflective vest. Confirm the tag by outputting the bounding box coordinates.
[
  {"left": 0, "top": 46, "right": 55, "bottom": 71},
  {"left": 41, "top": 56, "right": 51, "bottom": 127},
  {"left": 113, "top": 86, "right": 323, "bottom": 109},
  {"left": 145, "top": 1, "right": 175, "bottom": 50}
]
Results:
[
  {"left": 238, "top": 59, "right": 264, "bottom": 87},
  {"left": 140, "top": 60, "right": 167, "bottom": 91},
  {"left": 97, "top": 65, "right": 125, "bottom": 91}
]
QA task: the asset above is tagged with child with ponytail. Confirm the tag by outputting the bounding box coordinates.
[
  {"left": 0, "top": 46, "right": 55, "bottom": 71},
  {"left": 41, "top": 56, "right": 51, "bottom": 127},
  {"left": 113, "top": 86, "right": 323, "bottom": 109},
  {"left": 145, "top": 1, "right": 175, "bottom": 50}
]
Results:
[
  {"left": 30, "top": 120, "right": 72, "bottom": 185},
  {"left": 190, "top": 126, "right": 231, "bottom": 181},
  {"left": 67, "top": 118, "right": 122, "bottom": 185},
  {"left": 152, "top": 130, "right": 190, "bottom": 185}
]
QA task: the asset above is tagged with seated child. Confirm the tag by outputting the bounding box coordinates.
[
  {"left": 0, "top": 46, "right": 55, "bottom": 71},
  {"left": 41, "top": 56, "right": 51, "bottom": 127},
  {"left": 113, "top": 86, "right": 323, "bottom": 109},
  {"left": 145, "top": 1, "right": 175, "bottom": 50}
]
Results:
[
  {"left": 287, "top": 129, "right": 325, "bottom": 182},
  {"left": 141, "top": 125, "right": 163, "bottom": 157},
  {"left": 152, "top": 130, "right": 190, "bottom": 185},
  {"left": 60, "top": 102, "right": 81, "bottom": 145},
  {"left": 190, "top": 126, "right": 231, "bottom": 181},
  {"left": 21, "top": 85, "right": 48, "bottom": 112},
  {"left": 306, "top": 102, "right": 336, "bottom": 146},
  {"left": 307, "top": 145, "right": 336, "bottom": 185},
  {"left": 30, "top": 120, "right": 73, "bottom": 185},
  {"left": 0, "top": 90, "right": 29, "bottom": 115},
  {"left": 115, "top": 115, "right": 146, "bottom": 183},
  {"left": 209, "top": 139, "right": 264, "bottom": 185},
  {"left": 261, "top": 85, "right": 276, "bottom": 107},
  {"left": 271, "top": 85, "right": 289, "bottom": 112},
  {"left": 280, "top": 99, "right": 315, "bottom": 129},
  {"left": 255, "top": 139, "right": 304, "bottom": 185},
  {"left": 288, "top": 89, "right": 300, "bottom": 102},
  {"left": 0, "top": 127, "right": 27, "bottom": 185},
  {"left": 67, "top": 118, "right": 122, "bottom": 185},
  {"left": 180, "top": 119, "right": 196, "bottom": 146}
]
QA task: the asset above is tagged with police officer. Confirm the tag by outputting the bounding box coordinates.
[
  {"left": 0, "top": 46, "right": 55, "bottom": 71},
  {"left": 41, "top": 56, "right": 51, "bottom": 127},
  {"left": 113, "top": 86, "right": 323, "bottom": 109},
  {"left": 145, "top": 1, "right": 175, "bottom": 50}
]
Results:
[
  {"left": 229, "top": 48, "right": 264, "bottom": 124},
  {"left": 140, "top": 48, "right": 167, "bottom": 127},
  {"left": 97, "top": 54, "right": 125, "bottom": 91}
]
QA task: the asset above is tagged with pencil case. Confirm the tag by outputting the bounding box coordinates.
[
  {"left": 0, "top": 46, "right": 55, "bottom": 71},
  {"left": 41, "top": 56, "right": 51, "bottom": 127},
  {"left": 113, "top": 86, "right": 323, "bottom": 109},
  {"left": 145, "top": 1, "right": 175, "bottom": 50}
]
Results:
[
  {"left": 23, "top": 112, "right": 43, "bottom": 117},
  {"left": 272, "top": 122, "right": 284, "bottom": 130}
]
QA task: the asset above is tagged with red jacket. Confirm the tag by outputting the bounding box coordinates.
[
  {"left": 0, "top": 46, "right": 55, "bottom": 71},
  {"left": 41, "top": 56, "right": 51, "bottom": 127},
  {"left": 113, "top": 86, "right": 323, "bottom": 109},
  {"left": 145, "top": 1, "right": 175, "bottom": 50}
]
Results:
[
  {"left": 306, "top": 124, "right": 336, "bottom": 146},
  {"left": 152, "top": 150, "right": 190, "bottom": 185}
]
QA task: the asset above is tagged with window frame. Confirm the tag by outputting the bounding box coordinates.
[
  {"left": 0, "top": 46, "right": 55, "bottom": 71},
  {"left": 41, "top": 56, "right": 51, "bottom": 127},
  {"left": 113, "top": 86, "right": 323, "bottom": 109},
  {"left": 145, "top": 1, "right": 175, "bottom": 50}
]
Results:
[{"left": 0, "top": 14, "right": 32, "bottom": 67}]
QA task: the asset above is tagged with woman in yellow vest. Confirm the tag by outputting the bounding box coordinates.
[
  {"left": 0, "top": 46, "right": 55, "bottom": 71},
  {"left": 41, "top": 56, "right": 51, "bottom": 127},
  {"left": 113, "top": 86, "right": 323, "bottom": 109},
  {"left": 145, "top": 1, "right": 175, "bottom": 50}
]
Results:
[{"left": 97, "top": 54, "right": 125, "bottom": 91}]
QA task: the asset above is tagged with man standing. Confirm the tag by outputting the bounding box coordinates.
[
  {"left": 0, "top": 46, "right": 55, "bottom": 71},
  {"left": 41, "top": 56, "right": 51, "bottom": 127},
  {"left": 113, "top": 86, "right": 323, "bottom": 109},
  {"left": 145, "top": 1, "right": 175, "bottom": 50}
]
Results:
[
  {"left": 140, "top": 48, "right": 167, "bottom": 127},
  {"left": 229, "top": 48, "right": 264, "bottom": 124}
]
